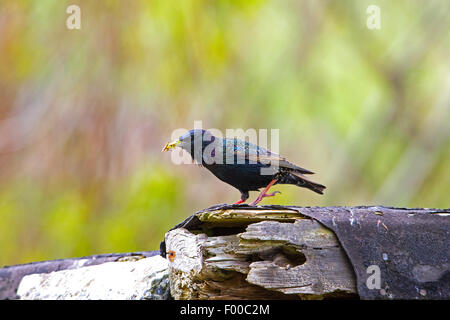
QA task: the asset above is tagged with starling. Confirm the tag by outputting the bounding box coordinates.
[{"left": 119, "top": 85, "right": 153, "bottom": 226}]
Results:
[{"left": 162, "top": 129, "right": 325, "bottom": 205}]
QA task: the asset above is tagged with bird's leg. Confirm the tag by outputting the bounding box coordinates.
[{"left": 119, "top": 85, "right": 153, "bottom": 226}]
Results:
[
  {"left": 233, "top": 190, "right": 249, "bottom": 205},
  {"left": 250, "top": 179, "right": 279, "bottom": 206}
]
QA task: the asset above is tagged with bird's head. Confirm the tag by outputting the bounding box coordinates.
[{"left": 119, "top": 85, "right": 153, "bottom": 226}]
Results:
[{"left": 162, "top": 129, "right": 214, "bottom": 154}]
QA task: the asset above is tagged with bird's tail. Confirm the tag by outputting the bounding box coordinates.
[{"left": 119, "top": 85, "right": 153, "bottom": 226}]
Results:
[{"left": 286, "top": 171, "right": 326, "bottom": 195}]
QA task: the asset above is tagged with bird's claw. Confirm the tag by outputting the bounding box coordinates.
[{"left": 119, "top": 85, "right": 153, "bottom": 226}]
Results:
[
  {"left": 262, "top": 190, "right": 281, "bottom": 198},
  {"left": 249, "top": 190, "right": 281, "bottom": 206}
]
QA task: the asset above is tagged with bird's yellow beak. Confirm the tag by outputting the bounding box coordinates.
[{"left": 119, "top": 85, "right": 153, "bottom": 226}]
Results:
[{"left": 162, "top": 139, "right": 181, "bottom": 152}]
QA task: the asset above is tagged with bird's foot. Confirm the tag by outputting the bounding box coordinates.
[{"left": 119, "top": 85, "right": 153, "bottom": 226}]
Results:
[
  {"left": 233, "top": 199, "right": 246, "bottom": 204},
  {"left": 263, "top": 191, "right": 281, "bottom": 198},
  {"left": 249, "top": 191, "right": 281, "bottom": 206}
]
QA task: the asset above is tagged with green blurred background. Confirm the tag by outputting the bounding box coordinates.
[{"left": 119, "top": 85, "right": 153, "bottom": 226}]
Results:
[{"left": 0, "top": 0, "right": 449, "bottom": 267}]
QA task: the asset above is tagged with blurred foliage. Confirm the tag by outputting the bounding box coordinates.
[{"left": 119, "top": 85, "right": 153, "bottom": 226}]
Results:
[{"left": 0, "top": 0, "right": 449, "bottom": 266}]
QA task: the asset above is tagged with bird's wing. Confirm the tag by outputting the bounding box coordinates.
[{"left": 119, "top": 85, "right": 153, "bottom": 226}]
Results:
[
  {"left": 246, "top": 153, "right": 315, "bottom": 174},
  {"left": 224, "top": 138, "right": 314, "bottom": 174}
]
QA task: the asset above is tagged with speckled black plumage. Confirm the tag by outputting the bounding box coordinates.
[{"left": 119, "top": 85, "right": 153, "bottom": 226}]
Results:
[{"left": 170, "top": 129, "right": 325, "bottom": 203}]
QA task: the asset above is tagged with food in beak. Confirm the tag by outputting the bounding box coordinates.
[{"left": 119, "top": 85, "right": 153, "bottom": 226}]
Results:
[{"left": 162, "top": 140, "right": 180, "bottom": 152}]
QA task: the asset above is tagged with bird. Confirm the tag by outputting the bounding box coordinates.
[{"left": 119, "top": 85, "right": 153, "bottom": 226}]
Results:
[{"left": 162, "top": 129, "right": 325, "bottom": 205}]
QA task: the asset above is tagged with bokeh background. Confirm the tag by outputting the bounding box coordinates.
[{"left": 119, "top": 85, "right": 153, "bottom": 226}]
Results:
[{"left": 1, "top": 0, "right": 449, "bottom": 267}]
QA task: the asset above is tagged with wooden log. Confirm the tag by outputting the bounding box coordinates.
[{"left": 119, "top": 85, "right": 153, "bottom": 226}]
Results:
[
  {"left": 165, "top": 207, "right": 357, "bottom": 299},
  {"left": 164, "top": 205, "right": 449, "bottom": 300},
  {"left": 0, "top": 251, "right": 159, "bottom": 300}
]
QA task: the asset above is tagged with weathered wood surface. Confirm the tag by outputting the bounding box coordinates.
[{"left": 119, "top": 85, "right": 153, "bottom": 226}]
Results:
[
  {"left": 165, "top": 206, "right": 358, "bottom": 300},
  {"left": 1, "top": 205, "right": 447, "bottom": 300},
  {"left": 164, "top": 204, "right": 449, "bottom": 300},
  {"left": 17, "top": 255, "right": 169, "bottom": 300},
  {"left": 0, "top": 251, "right": 159, "bottom": 300}
]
